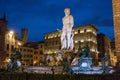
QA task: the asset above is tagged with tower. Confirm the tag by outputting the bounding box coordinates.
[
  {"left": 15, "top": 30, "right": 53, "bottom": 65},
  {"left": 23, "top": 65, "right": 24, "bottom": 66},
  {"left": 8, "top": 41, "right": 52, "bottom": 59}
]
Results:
[
  {"left": 112, "top": 0, "right": 120, "bottom": 60},
  {"left": 21, "top": 28, "right": 28, "bottom": 44},
  {"left": 0, "top": 15, "right": 7, "bottom": 53},
  {"left": 0, "top": 14, "right": 7, "bottom": 64}
]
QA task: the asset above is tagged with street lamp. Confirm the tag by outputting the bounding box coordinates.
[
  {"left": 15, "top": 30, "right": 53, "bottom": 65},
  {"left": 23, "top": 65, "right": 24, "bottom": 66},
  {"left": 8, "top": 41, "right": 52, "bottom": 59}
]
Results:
[
  {"left": 9, "top": 30, "right": 14, "bottom": 39},
  {"left": 5, "top": 58, "right": 10, "bottom": 63},
  {"left": 18, "top": 42, "right": 22, "bottom": 46}
]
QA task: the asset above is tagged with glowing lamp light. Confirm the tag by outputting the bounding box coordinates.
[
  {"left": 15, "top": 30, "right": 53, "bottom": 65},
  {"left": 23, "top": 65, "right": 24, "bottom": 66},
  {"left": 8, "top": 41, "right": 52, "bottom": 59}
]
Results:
[
  {"left": 75, "top": 41, "right": 78, "bottom": 43},
  {"left": 9, "top": 30, "right": 14, "bottom": 34},
  {"left": 9, "top": 30, "right": 14, "bottom": 39},
  {"left": 91, "top": 49, "right": 95, "bottom": 52},
  {"left": 87, "top": 29, "right": 92, "bottom": 32},
  {"left": 88, "top": 39, "right": 91, "bottom": 41},
  {"left": 18, "top": 42, "right": 22, "bottom": 46},
  {"left": 6, "top": 58, "right": 10, "bottom": 63},
  {"left": 74, "top": 31, "right": 77, "bottom": 34},
  {"left": 81, "top": 40, "right": 84, "bottom": 42},
  {"left": 80, "top": 31, "right": 84, "bottom": 33},
  {"left": 33, "top": 60, "right": 37, "bottom": 64}
]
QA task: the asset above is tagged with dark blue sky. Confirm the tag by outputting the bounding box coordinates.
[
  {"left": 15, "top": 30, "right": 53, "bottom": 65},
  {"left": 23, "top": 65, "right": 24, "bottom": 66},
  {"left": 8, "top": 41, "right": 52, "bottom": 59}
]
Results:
[{"left": 0, "top": 0, "right": 114, "bottom": 42}]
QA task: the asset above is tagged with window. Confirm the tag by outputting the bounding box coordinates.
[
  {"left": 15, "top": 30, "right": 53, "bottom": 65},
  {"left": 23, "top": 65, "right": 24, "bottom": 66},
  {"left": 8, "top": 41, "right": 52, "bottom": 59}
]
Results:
[
  {"left": 27, "top": 49, "right": 30, "bottom": 52},
  {"left": 52, "top": 42, "right": 54, "bottom": 45},
  {"left": 24, "top": 49, "right": 26, "bottom": 52},
  {"left": 11, "top": 45, "right": 14, "bottom": 51},
  {"left": 20, "top": 48, "right": 22, "bottom": 51},
  {"left": 6, "top": 44, "right": 9, "bottom": 50},
  {"left": 84, "top": 29, "right": 86, "bottom": 32},
  {"left": 78, "top": 30, "right": 80, "bottom": 33},
  {"left": 31, "top": 50, "right": 33, "bottom": 52},
  {"left": 40, "top": 51, "right": 43, "bottom": 54},
  {"left": 41, "top": 45, "right": 42, "bottom": 48},
  {"left": 24, "top": 55, "right": 26, "bottom": 57},
  {"left": 59, "top": 46, "right": 61, "bottom": 49},
  {"left": 34, "top": 51, "right": 38, "bottom": 54}
]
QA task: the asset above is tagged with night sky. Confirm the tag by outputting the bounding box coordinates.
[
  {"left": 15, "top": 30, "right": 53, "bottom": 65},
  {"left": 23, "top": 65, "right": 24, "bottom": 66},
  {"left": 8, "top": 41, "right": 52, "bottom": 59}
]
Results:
[{"left": 0, "top": 0, "right": 114, "bottom": 42}]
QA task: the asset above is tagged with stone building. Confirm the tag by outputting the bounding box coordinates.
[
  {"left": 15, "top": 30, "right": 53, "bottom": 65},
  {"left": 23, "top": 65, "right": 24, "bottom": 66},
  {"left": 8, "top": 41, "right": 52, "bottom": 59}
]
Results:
[
  {"left": 0, "top": 16, "right": 44, "bottom": 66},
  {"left": 19, "top": 41, "right": 45, "bottom": 66},
  {"left": 19, "top": 46, "right": 33, "bottom": 66},
  {"left": 5, "top": 30, "right": 19, "bottom": 57},
  {"left": 0, "top": 15, "right": 28, "bottom": 67},
  {"left": 97, "top": 33, "right": 117, "bottom": 66},
  {"left": 32, "top": 41, "right": 45, "bottom": 66},
  {"left": 4, "top": 28, "right": 28, "bottom": 66},
  {"left": 44, "top": 24, "right": 98, "bottom": 65},
  {"left": 97, "top": 33, "right": 111, "bottom": 65},
  {"left": 0, "top": 15, "right": 21, "bottom": 67},
  {"left": 112, "top": 0, "right": 120, "bottom": 60},
  {"left": 4, "top": 28, "right": 28, "bottom": 57}
]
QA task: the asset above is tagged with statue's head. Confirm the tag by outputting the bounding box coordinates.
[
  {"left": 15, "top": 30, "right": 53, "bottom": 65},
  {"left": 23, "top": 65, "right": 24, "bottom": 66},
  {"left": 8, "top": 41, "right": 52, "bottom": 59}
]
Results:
[{"left": 64, "top": 8, "right": 70, "bottom": 16}]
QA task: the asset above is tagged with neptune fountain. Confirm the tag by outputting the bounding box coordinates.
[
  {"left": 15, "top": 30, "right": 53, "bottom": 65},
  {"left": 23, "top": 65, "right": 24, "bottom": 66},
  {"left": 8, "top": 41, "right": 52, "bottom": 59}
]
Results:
[{"left": 59, "top": 8, "right": 111, "bottom": 74}]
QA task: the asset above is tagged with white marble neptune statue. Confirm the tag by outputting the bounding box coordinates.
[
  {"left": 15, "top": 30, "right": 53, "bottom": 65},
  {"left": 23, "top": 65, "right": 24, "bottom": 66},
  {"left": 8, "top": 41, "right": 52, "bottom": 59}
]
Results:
[{"left": 61, "top": 8, "right": 74, "bottom": 50}]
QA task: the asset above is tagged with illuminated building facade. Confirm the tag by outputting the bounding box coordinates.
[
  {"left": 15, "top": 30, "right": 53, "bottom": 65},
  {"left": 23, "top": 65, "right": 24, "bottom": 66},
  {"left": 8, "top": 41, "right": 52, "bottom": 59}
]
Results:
[
  {"left": 4, "top": 28, "right": 28, "bottom": 57},
  {"left": 20, "top": 42, "right": 45, "bottom": 66},
  {"left": 112, "top": 0, "right": 120, "bottom": 60},
  {"left": 0, "top": 15, "right": 28, "bottom": 67},
  {"left": 5, "top": 30, "right": 19, "bottom": 57},
  {"left": 33, "top": 41, "right": 45, "bottom": 66},
  {"left": 44, "top": 24, "right": 98, "bottom": 65},
  {"left": 19, "top": 47, "right": 33, "bottom": 66},
  {"left": 21, "top": 42, "right": 38, "bottom": 66},
  {"left": 4, "top": 28, "right": 28, "bottom": 65}
]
